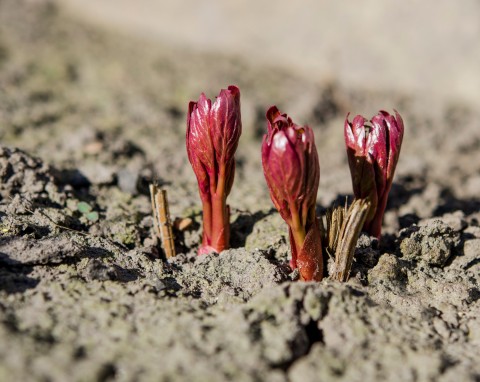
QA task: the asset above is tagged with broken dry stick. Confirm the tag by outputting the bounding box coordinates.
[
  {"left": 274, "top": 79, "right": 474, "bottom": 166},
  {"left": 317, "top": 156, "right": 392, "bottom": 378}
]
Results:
[
  {"left": 332, "top": 199, "right": 370, "bottom": 282},
  {"left": 149, "top": 185, "right": 176, "bottom": 258},
  {"left": 149, "top": 184, "right": 162, "bottom": 239},
  {"left": 325, "top": 201, "right": 347, "bottom": 256}
]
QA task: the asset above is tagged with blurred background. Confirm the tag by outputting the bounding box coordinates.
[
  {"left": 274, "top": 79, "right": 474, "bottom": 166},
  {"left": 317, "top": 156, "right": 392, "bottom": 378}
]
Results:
[{"left": 59, "top": 0, "right": 480, "bottom": 108}]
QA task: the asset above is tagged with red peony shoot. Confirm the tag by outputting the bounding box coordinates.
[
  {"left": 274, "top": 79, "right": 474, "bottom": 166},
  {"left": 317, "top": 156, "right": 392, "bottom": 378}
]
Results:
[
  {"left": 186, "top": 86, "right": 242, "bottom": 255},
  {"left": 262, "top": 106, "right": 323, "bottom": 281}
]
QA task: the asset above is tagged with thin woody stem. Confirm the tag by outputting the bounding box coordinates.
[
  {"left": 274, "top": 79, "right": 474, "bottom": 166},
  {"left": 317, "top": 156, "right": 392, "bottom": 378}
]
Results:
[
  {"left": 150, "top": 185, "right": 176, "bottom": 258},
  {"left": 156, "top": 189, "right": 176, "bottom": 258},
  {"left": 149, "top": 184, "right": 161, "bottom": 239}
]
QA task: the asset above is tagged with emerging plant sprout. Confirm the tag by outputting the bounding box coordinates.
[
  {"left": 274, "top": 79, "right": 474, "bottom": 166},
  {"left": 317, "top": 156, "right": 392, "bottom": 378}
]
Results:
[
  {"left": 262, "top": 106, "right": 323, "bottom": 281},
  {"left": 344, "top": 110, "right": 404, "bottom": 239},
  {"left": 186, "top": 86, "right": 242, "bottom": 255}
]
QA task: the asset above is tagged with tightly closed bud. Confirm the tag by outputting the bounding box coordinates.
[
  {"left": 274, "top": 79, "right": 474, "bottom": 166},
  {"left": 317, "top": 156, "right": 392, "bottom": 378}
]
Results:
[
  {"left": 262, "top": 106, "right": 322, "bottom": 281},
  {"left": 344, "top": 110, "right": 404, "bottom": 238},
  {"left": 186, "top": 85, "right": 241, "bottom": 254}
]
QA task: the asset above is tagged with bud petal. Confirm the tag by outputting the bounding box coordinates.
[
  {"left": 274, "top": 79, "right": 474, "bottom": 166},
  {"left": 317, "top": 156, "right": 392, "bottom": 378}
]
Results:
[
  {"left": 210, "top": 86, "right": 241, "bottom": 172},
  {"left": 262, "top": 106, "right": 319, "bottom": 222},
  {"left": 297, "top": 221, "right": 323, "bottom": 281},
  {"left": 187, "top": 96, "right": 214, "bottom": 201}
]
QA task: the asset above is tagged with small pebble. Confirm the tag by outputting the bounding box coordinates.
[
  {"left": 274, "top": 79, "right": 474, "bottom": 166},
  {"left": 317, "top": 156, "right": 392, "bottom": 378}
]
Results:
[{"left": 174, "top": 217, "right": 193, "bottom": 231}]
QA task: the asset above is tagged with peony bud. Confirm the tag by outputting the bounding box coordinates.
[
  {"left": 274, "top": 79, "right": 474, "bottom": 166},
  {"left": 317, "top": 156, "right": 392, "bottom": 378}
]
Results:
[
  {"left": 262, "top": 106, "right": 323, "bottom": 281},
  {"left": 186, "top": 86, "right": 241, "bottom": 254},
  {"left": 344, "top": 110, "right": 404, "bottom": 238}
]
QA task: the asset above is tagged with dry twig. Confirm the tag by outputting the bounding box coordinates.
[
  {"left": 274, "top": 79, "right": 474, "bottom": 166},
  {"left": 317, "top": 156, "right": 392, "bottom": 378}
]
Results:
[
  {"left": 149, "top": 185, "right": 176, "bottom": 258},
  {"left": 330, "top": 199, "right": 370, "bottom": 282}
]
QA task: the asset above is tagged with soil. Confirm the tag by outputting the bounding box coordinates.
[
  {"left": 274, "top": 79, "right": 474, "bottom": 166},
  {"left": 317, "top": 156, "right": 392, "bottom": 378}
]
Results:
[{"left": 0, "top": 1, "right": 479, "bottom": 381}]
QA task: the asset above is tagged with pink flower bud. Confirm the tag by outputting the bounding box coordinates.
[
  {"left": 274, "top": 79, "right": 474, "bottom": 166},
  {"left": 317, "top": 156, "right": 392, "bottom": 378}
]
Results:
[
  {"left": 262, "top": 106, "right": 323, "bottom": 281},
  {"left": 344, "top": 110, "right": 404, "bottom": 238},
  {"left": 186, "top": 86, "right": 241, "bottom": 254}
]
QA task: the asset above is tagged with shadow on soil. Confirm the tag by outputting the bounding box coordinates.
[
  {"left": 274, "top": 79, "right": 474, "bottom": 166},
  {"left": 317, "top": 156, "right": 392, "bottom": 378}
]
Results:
[
  {"left": 0, "top": 255, "right": 38, "bottom": 294},
  {"left": 230, "top": 208, "right": 276, "bottom": 248}
]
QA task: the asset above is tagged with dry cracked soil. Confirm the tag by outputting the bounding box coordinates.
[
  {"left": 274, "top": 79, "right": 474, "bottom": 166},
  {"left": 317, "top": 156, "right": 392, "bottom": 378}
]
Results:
[{"left": 0, "top": 1, "right": 479, "bottom": 381}]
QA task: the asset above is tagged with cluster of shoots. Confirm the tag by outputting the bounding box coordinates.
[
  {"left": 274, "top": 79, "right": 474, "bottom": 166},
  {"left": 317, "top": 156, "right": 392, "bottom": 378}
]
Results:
[{"left": 184, "top": 85, "right": 404, "bottom": 282}]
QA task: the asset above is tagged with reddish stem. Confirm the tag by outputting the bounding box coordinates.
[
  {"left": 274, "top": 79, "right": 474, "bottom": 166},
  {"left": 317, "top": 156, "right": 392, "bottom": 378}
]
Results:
[
  {"left": 201, "top": 199, "right": 213, "bottom": 247},
  {"left": 368, "top": 185, "right": 391, "bottom": 239},
  {"left": 211, "top": 193, "right": 229, "bottom": 252},
  {"left": 288, "top": 200, "right": 306, "bottom": 269},
  {"left": 200, "top": 162, "right": 230, "bottom": 253}
]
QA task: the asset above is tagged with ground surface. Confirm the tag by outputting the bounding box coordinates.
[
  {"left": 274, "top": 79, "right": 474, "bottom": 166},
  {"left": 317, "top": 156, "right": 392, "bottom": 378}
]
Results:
[{"left": 0, "top": 1, "right": 479, "bottom": 381}]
